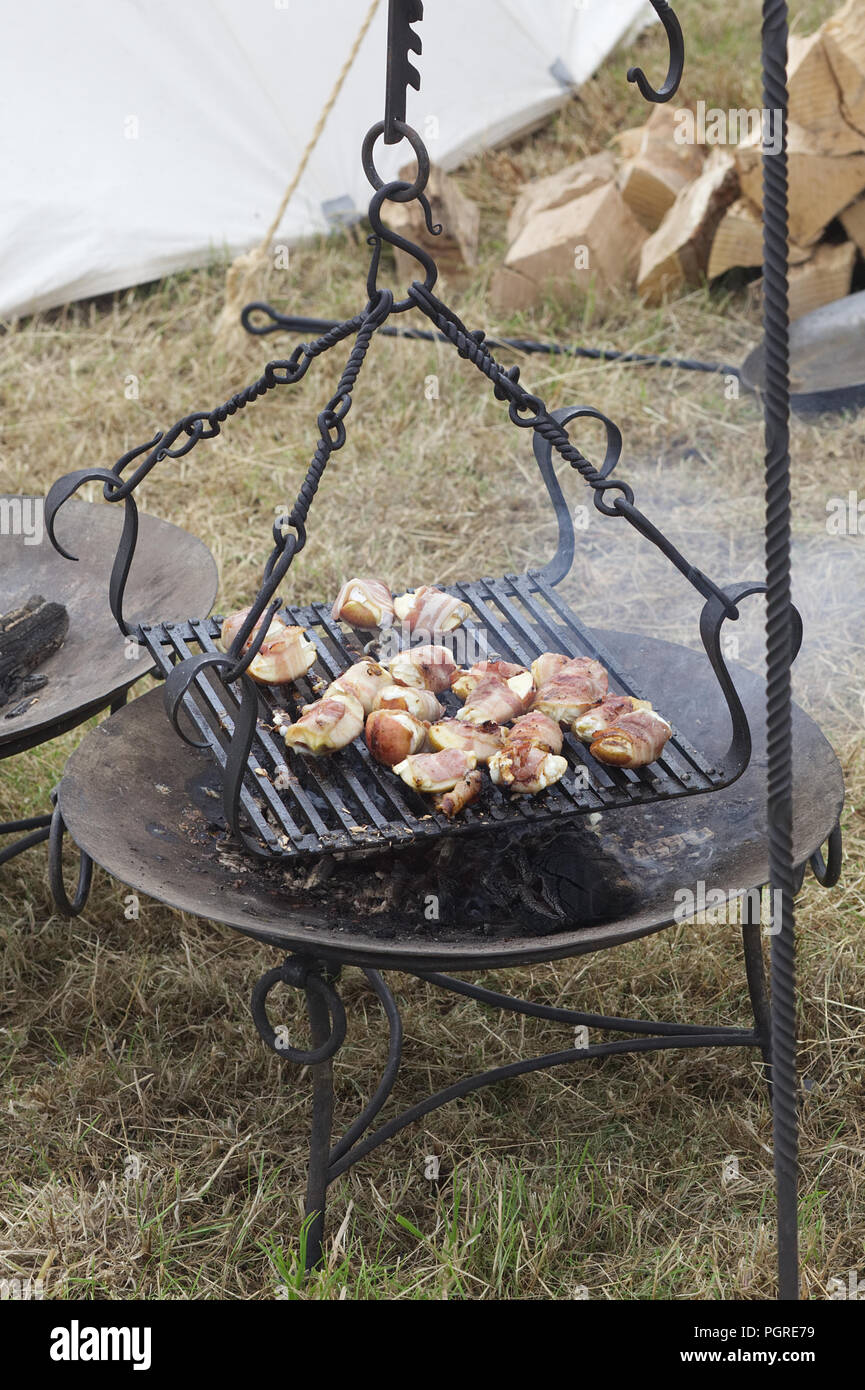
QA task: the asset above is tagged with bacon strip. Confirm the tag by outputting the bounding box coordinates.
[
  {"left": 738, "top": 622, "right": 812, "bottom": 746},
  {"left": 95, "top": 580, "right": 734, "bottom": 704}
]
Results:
[
  {"left": 573, "top": 695, "right": 652, "bottom": 742},
  {"left": 283, "top": 692, "right": 365, "bottom": 756},
  {"left": 456, "top": 672, "right": 533, "bottom": 726},
  {"left": 388, "top": 645, "right": 460, "bottom": 692},
  {"left": 393, "top": 586, "right": 470, "bottom": 635},
  {"left": 590, "top": 709, "right": 672, "bottom": 768},
  {"left": 331, "top": 577, "right": 394, "bottom": 630},
  {"left": 327, "top": 659, "right": 390, "bottom": 715},
  {"left": 427, "top": 718, "right": 504, "bottom": 762},
  {"left": 392, "top": 748, "right": 477, "bottom": 793}
]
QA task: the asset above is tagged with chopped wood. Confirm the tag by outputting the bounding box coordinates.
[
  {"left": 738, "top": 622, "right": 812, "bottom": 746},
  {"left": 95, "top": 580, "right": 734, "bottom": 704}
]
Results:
[
  {"left": 618, "top": 102, "right": 706, "bottom": 231},
  {"left": 489, "top": 264, "right": 538, "bottom": 314},
  {"left": 0, "top": 593, "right": 69, "bottom": 708},
  {"left": 787, "top": 31, "right": 864, "bottom": 156},
  {"left": 506, "top": 150, "right": 617, "bottom": 244},
  {"left": 388, "top": 164, "right": 480, "bottom": 286},
  {"left": 708, "top": 198, "right": 810, "bottom": 279},
  {"left": 840, "top": 193, "right": 865, "bottom": 251},
  {"left": 787, "top": 239, "right": 857, "bottom": 320},
  {"left": 823, "top": 0, "right": 865, "bottom": 143},
  {"left": 637, "top": 151, "right": 739, "bottom": 304},
  {"left": 503, "top": 180, "right": 646, "bottom": 302},
  {"left": 736, "top": 121, "right": 865, "bottom": 246}
]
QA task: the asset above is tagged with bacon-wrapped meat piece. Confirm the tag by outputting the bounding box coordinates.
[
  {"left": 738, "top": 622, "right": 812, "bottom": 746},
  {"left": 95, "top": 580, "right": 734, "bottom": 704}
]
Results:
[
  {"left": 434, "top": 769, "right": 483, "bottom": 819},
  {"left": 573, "top": 695, "right": 652, "bottom": 743},
  {"left": 282, "top": 692, "right": 364, "bottom": 756},
  {"left": 392, "top": 748, "right": 477, "bottom": 793},
  {"left": 530, "top": 652, "right": 570, "bottom": 687},
  {"left": 393, "top": 585, "right": 471, "bottom": 635},
  {"left": 589, "top": 708, "right": 672, "bottom": 769},
  {"left": 533, "top": 657, "right": 608, "bottom": 724},
  {"left": 220, "top": 608, "right": 317, "bottom": 686},
  {"left": 451, "top": 660, "right": 529, "bottom": 702},
  {"left": 456, "top": 671, "right": 535, "bottom": 726},
  {"left": 388, "top": 644, "right": 460, "bottom": 692},
  {"left": 489, "top": 739, "right": 568, "bottom": 796},
  {"left": 507, "top": 710, "right": 563, "bottom": 754},
  {"left": 365, "top": 709, "right": 427, "bottom": 767},
  {"left": 372, "top": 684, "right": 444, "bottom": 722},
  {"left": 427, "top": 718, "right": 504, "bottom": 762},
  {"left": 326, "top": 658, "right": 390, "bottom": 715},
  {"left": 331, "top": 577, "right": 394, "bottom": 630}
]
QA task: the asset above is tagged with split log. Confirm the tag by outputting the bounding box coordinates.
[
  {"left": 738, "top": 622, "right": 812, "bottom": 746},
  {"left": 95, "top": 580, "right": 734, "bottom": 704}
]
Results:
[
  {"left": 388, "top": 164, "right": 479, "bottom": 286},
  {"left": 617, "top": 102, "right": 706, "bottom": 232},
  {"left": 506, "top": 150, "right": 617, "bottom": 244},
  {"left": 502, "top": 181, "right": 647, "bottom": 301},
  {"left": 708, "top": 198, "right": 810, "bottom": 279},
  {"left": 489, "top": 264, "right": 538, "bottom": 314},
  {"left": 736, "top": 121, "right": 865, "bottom": 247},
  {"left": 0, "top": 594, "right": 68, "bottom": 708},
  {"left": 786, "top": 240, "right": 857, "bottom": 321},
  {"left": 840, "top": 194, "right": 865, "bottom": 252},
  {"left": 787, "top": 31, "right": 864, "bottom": 156},
  {"left": 822, "top": 0, "right": 865, "bottom": 144},
  {"left": 637, "top": 151, "right": 739, "bottom": 304}
]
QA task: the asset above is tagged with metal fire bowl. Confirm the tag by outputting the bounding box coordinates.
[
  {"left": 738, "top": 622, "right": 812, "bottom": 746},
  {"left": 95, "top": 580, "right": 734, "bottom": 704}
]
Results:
[
  {"left": 0, "top": 497, "right": 218, "bottom": 759},
  {"left": 57, "top": 629, "right": 844, "bottom": 972}
]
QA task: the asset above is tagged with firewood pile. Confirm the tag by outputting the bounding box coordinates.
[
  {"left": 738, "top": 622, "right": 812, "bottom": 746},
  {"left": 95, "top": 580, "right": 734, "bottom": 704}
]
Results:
[{"left": 486, "top": 0, "right": 865, "bottom": 321}]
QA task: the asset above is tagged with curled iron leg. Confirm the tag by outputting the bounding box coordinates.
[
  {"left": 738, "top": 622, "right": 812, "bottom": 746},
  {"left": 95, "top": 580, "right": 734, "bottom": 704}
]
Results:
[
  {"left": 48, "top": 800, "right": 93, "bottom": 917},
  {"left": 251, "top": 955, "right": 345, "bottom": 1064},
  {"left": 0, "top": 813, "right": 52, "bottom": 868},
  {"left": 808, "top": 822, "right": 841, "bottom": 888}
]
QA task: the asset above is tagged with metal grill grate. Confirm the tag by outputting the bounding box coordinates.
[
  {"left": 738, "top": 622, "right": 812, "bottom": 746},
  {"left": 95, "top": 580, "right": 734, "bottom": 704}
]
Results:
[{"left": 139, "top": 574, "right": 729, "bottom": 863}]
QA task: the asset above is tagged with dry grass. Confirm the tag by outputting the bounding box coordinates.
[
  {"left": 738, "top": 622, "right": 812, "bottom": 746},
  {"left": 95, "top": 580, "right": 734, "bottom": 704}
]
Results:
[{"left": 1, "top": 0, "right": 863, "bottom": 1300}]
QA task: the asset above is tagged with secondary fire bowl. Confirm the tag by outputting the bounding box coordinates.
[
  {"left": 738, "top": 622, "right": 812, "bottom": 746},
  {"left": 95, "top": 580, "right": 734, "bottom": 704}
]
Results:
[
  {"left": 57, "top": 628, "right": 843, "bottom": 972},
  {"left": 0, "top": 496, "right": 218, "bottom": 760}
]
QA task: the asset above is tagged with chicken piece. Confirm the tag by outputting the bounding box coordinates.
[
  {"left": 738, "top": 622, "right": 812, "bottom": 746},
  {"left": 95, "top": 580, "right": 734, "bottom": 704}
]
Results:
[
  {"left": 434, "top": 769, "right": 483, "bottom": 819},
  {"left": 365, "top": 709, "right": 427, "bottom": 767},
  {"left": 573, "top": 695, "right": 652, "bottom": 743},
  {"left": 393, "top": 585, "right": 471, "bottom": 635},
  {"left": 331, "top": 577, "right": 394, "bottom": 630},
  {"left": 372, "top": 684, "right": 444, "bottom": 722},
  {"left": 489, "top": 740, "right": 568, "bottom": 796},
  {"left": 392, "top": 748, "right": 477, "bottom": 793},
  {"left": 387, "top": 644, "right": 459, "bottom": 692},
  {"left": 533, "top": 659, "right": 608, "bottom": 725},
  {"left": 326, "top": 659, "right": 390, "bottom": 715},
  {"left": 427, "top": 718, "right": 504, "bottom": 763},
  {"left": 507, "top": 710, "right": 563, "bottom": 755},
  {"left": 456, "top": 671, "right": 534, "bottom": 726},
  {"left": 590, "top": 709, "right": 672, "bottom": 769},
  {"left": 530, "top": 652, "right": 570, "bottom": 687},
  {"left": 451, "top": 660, "right": 528, "bottom": 702},
  {"left": 282, "top": 691, "right": 364, "bottom": 756}
]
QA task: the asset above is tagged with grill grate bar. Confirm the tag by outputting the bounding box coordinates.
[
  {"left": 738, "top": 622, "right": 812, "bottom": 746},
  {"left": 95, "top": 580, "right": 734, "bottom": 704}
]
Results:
[{"left": 136, "top": 566, "right": 737, "bottom": 865}]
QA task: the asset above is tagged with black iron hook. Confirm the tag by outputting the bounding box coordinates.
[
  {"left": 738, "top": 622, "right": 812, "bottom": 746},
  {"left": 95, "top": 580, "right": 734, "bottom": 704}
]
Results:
[
  {"left": 627, "top": 1, "right": 684, "bottom": 104},
  {"left": 366, "top": 178, "right": 440, "bottom": 311}
]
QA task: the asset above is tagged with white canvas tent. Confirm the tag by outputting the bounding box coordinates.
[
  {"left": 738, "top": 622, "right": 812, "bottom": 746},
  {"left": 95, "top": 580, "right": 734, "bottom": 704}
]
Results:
[{"left": 0, "top": 0, "right": 652, "bottom": 318}]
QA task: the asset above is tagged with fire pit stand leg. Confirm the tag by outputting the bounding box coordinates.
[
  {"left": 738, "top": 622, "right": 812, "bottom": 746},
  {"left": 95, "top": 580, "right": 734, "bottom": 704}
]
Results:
[
  {"left": 741, "top": 896, "right": 773, "bottom": 1099},
  {"left": 303, "top": 981, "right": 337, "bottom": 1273}
]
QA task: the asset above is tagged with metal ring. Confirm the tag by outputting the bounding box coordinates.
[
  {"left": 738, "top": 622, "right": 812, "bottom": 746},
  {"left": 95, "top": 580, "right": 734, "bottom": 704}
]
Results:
[
  {"left": 593, "top": 479, "right": 636, "bottom": 515},
  {"left": 251, "top": 962, "right": 347, "bottom": 1064},
  {"left": 361, "top": 119, "right": 430, "bottom": 201},
  {"left": 809, "top": 823, "right": 842, "bottom": 888},
  {"left": 48, "top": 803, "right": 93, "bottom": 918}
]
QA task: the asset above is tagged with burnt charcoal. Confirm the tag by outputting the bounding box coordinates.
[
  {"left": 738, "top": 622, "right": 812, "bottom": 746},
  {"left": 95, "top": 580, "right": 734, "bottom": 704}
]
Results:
[{"left": 0, "top": 593, "right": 69, "bottom": 708}]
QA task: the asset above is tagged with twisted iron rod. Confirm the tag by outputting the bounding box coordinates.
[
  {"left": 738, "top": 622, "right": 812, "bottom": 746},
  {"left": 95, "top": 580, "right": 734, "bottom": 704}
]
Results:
[{"left": 761, "top": 0, "right": 798, "bottom": 1301}]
